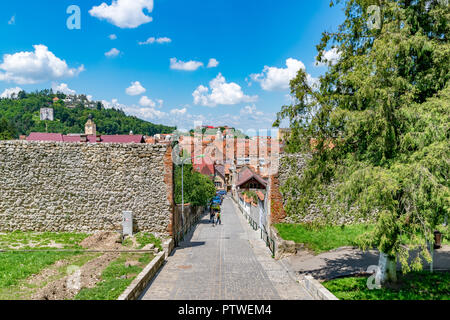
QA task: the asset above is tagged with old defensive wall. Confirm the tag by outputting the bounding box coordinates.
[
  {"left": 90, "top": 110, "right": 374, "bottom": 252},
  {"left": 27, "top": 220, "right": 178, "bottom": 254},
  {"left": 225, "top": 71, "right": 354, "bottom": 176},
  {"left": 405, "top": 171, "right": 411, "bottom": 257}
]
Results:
[{"left": 0, "top": 141, "right": 174, "bottom": 235}]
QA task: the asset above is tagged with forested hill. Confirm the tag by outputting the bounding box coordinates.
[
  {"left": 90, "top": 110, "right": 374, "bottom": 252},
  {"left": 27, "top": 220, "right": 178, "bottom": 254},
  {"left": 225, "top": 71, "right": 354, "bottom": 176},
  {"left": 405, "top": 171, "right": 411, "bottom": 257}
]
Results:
[{"left": 0, "top": 90, "right": 175, "bottom": 139}]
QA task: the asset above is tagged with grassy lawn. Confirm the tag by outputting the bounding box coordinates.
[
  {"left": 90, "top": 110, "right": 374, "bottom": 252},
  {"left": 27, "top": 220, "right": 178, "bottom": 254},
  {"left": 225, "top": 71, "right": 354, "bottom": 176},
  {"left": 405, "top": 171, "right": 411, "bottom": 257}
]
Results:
[
  {"left": 0, "top": 231, "right": 88, "bottom": 250},
  {"left": 0, "top": 231, "right": 89, "bottom": 293},
  {"left": 323, "top": 271, "right": 450, "bottom": 300},
  {"left": 74, "top": 252, "right": 154, "bottom": 300},
  {"left": 0, "top": 231, "right": 161, "bottom": 300},
  {"left": 274, "top": 223, "right": 375, "bottom": 254}
]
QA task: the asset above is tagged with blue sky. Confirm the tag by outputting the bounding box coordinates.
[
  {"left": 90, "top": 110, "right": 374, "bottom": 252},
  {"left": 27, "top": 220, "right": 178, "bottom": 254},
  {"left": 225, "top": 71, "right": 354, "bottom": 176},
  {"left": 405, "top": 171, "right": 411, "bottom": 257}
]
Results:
[{"left": 0, "top": 0, "right": 345, "bottom": 134}]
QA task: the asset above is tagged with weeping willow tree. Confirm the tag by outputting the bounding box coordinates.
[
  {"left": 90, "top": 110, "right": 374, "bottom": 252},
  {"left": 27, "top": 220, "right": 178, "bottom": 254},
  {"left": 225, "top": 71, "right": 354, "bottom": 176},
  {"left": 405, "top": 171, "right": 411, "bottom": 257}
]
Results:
[{"left": 275, "top": 0, "right": 449, "bottom": 284}]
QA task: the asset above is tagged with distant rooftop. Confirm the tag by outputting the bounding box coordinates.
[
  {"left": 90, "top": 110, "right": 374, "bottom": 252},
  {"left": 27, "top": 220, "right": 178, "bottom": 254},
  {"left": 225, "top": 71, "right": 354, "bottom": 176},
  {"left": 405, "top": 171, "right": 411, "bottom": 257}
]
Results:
[{"left": 26, "top": 132, "right": 145, "bottom": 144}]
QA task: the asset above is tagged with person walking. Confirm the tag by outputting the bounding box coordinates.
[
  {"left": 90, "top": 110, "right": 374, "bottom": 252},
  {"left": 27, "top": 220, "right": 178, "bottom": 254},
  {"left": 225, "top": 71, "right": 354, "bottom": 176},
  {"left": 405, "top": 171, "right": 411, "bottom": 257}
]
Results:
[
  {"left": 215, "top": 210, "right": 221, "bottom": 226},
  {"left": 210, "top": 207, "right": 215, "bottom": 224}
]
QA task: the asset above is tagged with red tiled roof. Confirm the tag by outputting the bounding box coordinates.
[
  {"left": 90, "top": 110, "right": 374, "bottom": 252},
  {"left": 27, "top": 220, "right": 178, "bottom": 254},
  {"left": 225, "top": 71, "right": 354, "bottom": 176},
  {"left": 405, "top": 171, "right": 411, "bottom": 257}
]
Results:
[
  {"left": 27, "top": 133, "right": 63, "bottom": 142},
  {"left": 193, "top": 156, "right": 214, "bottom": 177},
  {"left": 100, "top": 135, "right": 144, "bottom": 143},
  {"left": 215, "top": 164, "right": 225, "bottom": 179},
  {"left": 236, "top": 166, "right": 267, "bottom": 188},
  {"left": 27, "top": 133, "right": 144, "bottom": 144}
]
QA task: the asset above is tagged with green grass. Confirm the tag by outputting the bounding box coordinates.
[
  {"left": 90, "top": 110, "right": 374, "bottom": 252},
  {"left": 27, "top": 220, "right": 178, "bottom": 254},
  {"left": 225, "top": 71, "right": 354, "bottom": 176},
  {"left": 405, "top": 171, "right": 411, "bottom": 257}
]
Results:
[
  {"left": 274, "top": 223, "right": 374, "bottom": 254},
  {"left": 134, "top": 232, "right": 163, "bottom": 251},
  {"left": 0, "top": 251, "right": 81, "bottom": 289},
  {"left": 0, "top": 231, "right": 89, "bottom": 297},
  {"left": 74, "top": 253, "right": 154, "bottom": 300},
  {"left": 323, "top": 271, "right": 450, "bottom": 300},
  {"left": 0, "top": 231, "right": 89, "bottom": 250}
]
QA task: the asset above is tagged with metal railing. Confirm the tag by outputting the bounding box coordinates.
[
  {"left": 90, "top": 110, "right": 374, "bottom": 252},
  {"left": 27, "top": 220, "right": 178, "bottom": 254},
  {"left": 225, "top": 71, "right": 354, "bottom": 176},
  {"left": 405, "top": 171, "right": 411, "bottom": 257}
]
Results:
[
  {"left": 174, "top": 209, "right": 204, "bottom": 247},
  {"left": 235, "top": 195, "right": 276, "bottom": 257}
]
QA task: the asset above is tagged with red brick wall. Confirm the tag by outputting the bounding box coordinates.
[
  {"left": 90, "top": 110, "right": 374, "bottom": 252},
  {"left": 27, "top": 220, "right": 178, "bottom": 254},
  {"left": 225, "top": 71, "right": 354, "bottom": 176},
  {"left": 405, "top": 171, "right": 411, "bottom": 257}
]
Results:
[
  {"left": 164, "top": 146, "right": 175, "bottom": 236},
  {"left": 269, "top": 174, "right": 286, "bottom": 225}
]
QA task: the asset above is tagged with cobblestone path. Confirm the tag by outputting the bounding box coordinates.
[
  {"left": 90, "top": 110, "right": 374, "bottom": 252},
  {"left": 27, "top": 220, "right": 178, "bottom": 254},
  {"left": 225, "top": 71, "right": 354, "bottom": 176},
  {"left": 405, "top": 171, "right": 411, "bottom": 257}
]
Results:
[{"left": 140, "top": 197, "right": 312, "bottom": 300}]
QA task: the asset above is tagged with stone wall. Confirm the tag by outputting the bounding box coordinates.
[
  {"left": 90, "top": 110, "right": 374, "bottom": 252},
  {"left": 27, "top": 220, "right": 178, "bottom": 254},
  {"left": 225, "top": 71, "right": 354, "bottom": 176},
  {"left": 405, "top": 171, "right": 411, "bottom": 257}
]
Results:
[
  {"left": 0, "top": 141, "right": 174, "bottom": 234},
  {"left": 275, "top": 152, "right": 370, "bottom": 225}
]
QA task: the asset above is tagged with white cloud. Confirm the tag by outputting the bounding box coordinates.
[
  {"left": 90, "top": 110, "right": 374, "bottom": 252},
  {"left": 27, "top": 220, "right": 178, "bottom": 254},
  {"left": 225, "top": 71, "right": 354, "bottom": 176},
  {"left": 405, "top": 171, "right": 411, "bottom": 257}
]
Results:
[
  {"left": 170, "top": 58, "right": 203, "bottom": 71},
  {"left": 101, "top": 99, "right": 118, "bottom": 109},
  {"left": 139, "top": 96, "right": 163, "bottom": 108},
  {"left": 240, "top": 105, "right": 263, "bottom": 117},
  {"left": 170, "top": 108, "right": 187, "bottom": 116},
  {"left": 109, "top": 34, "right": 117, "bottom": 40},
  {"left": 207, "top": 58, "right": 219, "bottom": 68},
  {"left": 315, "top": 48, "right": 341, "bottom": 67},
  {"left": 126, "top": 81, "right": 146, "bottom": 96},
  {"left": 138, "top": 37, "right": 172, "bottom": 45},
  {"left": 0, "top": 45, "right": 84, "bottom": 85},
  {"left": 139, "top": 95, "right": 156, "bottom": 107},
  {"left": 89, "top": 0, "right": 154, "bottom": 29},
  {"left": 52, "top": 82, "right": 76, "bottom": 95},
  {"left": 8, "top": 15, "right": 15, "bottom": 25},
  {"left": 0, "top": 87, "right": 22, "bottom": 99},
  {"left": 193, "top": 73, "right": 258, "bottom": 107},
  {"left": 105, "top": 48, "right": 120, "bottom": 57},
  {"left": 124, "top": 106, "right": 167, "bottom": 120},
  {"left": 100, "top": 97, "right": 166, "bottom": 120},
  {"left": 250, "top": 58, "right": 310, "bottom": 91}
]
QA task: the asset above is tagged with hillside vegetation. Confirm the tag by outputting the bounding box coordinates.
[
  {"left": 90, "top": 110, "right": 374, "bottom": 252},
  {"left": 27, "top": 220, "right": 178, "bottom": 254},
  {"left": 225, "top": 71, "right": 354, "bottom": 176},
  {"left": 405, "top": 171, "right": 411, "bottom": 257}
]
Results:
[{"left": 0, "top": 89, "right": 175, "bottom": 139}]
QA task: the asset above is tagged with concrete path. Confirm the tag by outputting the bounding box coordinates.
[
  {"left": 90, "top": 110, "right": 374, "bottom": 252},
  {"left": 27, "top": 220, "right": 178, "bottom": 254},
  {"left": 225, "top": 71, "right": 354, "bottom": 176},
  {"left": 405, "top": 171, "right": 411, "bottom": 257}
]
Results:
[
  {"left": 140, "top": 197, "right": 312, "bottom": 300},
  {"left": 282, "top": 245, "right": 450, "bottom": 281}
]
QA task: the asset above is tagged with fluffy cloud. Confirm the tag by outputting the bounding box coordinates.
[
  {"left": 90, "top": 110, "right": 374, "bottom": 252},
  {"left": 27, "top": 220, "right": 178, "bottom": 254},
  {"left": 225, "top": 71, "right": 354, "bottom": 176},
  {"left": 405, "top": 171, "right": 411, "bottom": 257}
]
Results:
[
  {"left": 240, "top": 105, "right": 263, "bottom": 117},
  {"left": 193, "top": 73, "right": 258, "bottom": 107},
  {"left": 170, "top": 58, "right": 203, "bottom": 71},
  {"left": 250, "top": 58, "right": 310, "bottom": 91},
  {"left": 139, "top": 37, "right": 172, "bottom": 45},
  {"left": 101, "top": 98, "right": 120, "bottom": 109},
  {"left": 207, "top": 58, "right": 219, "bottom": 68},
  {"left": 124, "top": 106, "right": 166, "bottom": 120},
  {"left": 52, "top": 82, "right": 76, "bottom": 95},
  {"left": 139, "top": 95, "right": 155, "bottom": 107},
  {"left": 0, "top": 45, "right": 84, "bottom": 85},
  {"left": 250, "top": 58, "right": 319, "bottom": 91},
  {"left": 139, "top": 96, "right": 163, "bottom": 108},
  {"left": 89, "top": 0, "right": 154, "bottom": 29},
  {"left": 8, "top": 15, "right": 15, "bottom": 25},
  {"left": 170, "top": 108, "right": 187, "bottom": 116},
  {"left": 109, "top": 34, "right": 117, "bottom": 40},
  {"left": 105, "top": 48, "right": 120, "bottom": 57},
  {"left": 315, "top": 48, "right": 341, "bottom": 67},
  {"left": 0, "top": 87, "right": 22, "bottom": 99},
  {"left": 126, "top": 81, "right": 146, "bottom": 96}
]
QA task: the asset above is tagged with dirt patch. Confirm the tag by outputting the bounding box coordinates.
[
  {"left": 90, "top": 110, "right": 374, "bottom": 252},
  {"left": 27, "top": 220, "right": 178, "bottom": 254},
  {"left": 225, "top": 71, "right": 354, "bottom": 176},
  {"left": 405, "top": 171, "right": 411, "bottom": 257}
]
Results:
[
  {"left": 28, "top": 259, "right": 70, "bottom": 287},
  {"left": 31, "top": 252, "right": 120, "bottom": 300},
  {"left": 31, "top": 232, "right": 124, "bottom": 300},
  {"left": 80, "top": 231, "right": 122, "bottom": 250}
]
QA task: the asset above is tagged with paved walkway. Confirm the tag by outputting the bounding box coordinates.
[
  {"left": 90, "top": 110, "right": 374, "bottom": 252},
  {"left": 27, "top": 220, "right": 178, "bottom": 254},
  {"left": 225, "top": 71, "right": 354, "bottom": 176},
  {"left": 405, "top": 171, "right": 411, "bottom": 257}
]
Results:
[{"left": 140, "top": 197, "right": 312, "bottom": 300}]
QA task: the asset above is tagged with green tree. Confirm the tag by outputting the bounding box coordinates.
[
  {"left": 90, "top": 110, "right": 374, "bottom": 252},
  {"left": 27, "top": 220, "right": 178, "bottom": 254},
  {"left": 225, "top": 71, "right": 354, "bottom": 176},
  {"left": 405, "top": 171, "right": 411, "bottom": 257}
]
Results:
[
  {"left": 0, "top": 118, "right": 17, "bottom": 140},
  {"left": 174, "top": 164, "right": 216, "bottom": 207},
  {"left": 275, "top": 0, "right": 449, "bottom": 284}
]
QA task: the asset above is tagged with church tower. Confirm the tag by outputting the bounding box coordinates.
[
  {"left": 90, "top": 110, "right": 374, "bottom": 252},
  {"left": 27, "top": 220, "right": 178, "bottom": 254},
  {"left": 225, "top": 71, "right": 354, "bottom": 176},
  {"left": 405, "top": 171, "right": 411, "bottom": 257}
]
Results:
[{"left": 85, "top": 115, "right": 96, "bottom": 136}]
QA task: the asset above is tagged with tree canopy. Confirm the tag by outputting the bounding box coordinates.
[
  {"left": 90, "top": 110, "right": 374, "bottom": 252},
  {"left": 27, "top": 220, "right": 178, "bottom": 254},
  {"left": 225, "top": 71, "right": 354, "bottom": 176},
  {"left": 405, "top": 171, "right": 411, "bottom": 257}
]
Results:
[
  {"left": 275, "top": 0, "right": 449, "bottom": 275},
  {"left": 174, "top": 164, "right": 216, "bottom": 207}
]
